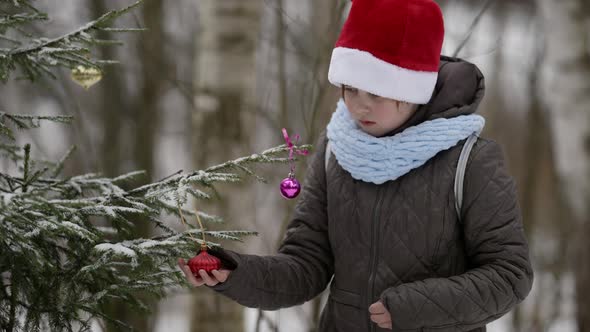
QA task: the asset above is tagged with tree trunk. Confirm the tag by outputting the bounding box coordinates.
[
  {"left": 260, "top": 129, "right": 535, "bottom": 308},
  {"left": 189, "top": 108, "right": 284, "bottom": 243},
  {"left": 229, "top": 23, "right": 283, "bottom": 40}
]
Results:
[
  {"left": 101, "top": 0, "right": 166, "bottom": 330},
  {"left": 90, "top": 0, "right": 128, "bottom": 177},
  {"left": 190, "top": 1, "right": 263, "bottom": 331},
  {"left": 537, "top": 1, "right": 590, "bottom": 330}
]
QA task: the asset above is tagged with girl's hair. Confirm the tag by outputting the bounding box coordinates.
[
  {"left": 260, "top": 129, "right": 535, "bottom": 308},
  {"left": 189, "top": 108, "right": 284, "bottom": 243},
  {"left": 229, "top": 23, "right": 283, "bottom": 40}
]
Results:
[{"left": 341, "top": 85, "right": 416, "bottom": 110}]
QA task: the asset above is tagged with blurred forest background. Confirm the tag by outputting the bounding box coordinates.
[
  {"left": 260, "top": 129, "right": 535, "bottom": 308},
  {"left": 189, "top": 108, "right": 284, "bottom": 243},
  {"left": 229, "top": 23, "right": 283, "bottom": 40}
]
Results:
[{"left": 1, "top": 0, "right": 589, "bottom": 331}]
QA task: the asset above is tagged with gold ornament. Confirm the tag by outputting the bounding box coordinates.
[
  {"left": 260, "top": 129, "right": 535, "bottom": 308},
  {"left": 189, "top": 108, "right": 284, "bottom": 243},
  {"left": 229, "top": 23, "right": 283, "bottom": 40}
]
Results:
[{"left": 70, "top": 65, "right": 103, "bottom": 90}]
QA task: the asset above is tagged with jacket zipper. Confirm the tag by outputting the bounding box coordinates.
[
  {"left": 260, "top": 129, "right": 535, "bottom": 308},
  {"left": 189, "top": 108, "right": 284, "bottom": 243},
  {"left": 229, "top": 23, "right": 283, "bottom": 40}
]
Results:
[{"left": 367, "top": 187, "right": 384, "bottom": 332}]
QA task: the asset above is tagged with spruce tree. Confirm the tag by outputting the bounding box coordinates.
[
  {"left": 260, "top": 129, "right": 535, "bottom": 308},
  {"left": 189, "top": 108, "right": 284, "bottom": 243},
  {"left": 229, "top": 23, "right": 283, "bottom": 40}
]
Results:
[{"left": 0, "top": 1, "right": 310, "bottom": 331}]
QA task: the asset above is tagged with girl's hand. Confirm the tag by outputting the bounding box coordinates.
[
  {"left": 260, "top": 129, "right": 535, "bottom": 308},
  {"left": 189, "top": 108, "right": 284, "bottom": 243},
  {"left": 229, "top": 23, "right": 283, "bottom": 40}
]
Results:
[
  {"left": 177, "top": 258, "right": 232, "bottom": 287},
  {"left": 369, "top": 300, "right": 392, "bottom": 330}
]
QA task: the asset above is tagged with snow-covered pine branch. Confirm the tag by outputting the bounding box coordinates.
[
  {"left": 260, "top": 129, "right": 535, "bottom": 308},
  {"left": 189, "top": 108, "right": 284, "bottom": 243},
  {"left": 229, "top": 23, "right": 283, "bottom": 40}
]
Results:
[
  {"left": 130, "top": 143, "right": 311, "bottom": 197},
  {"left": 0, "top": 112, "right": 73, "bottom": 141},
  {"left": 0, "top": 0, "right": 145, "bottom": 82},
  {"left": 1, "top": 132, "right": 308, "bottom": 331}
]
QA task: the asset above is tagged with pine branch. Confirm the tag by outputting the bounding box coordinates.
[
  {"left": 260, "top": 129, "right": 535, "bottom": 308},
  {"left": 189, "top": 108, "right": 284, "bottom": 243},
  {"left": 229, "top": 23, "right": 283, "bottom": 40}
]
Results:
[
  {"left": 128, "top": 143, "right": 311, "bottom": 196},
  {"left": 0, "top": 0, "right": 144, "bottom": 82},
  {"left": 0, "top": 172, "right": 20, "bottom": 191},
  {"left": 0, "top": 2, "right": 195, "bottom": 330},
  {"left": 0, "top": 75, "right": 311, "bottom": 332},
  {"left": 0, "top": 12, "right": 48, "bottom": 34},
  {"left": 206, "top": 230, "right": 259, "bottom": 242},
  {"left": 205, "top": 143, "right": 311, "bottom": 172},
  {"left": 0, "top": 112, "right": 73, "bottom": 140},
  {"left": 0, "top": 33, "right": 22, "bottom": 45}
]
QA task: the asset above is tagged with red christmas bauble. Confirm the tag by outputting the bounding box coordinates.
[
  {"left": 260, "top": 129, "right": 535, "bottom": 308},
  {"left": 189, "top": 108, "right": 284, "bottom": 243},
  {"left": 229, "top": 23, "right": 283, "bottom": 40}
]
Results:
[{"left": 188, "top": 247, "right": 222, "bottom": 275}]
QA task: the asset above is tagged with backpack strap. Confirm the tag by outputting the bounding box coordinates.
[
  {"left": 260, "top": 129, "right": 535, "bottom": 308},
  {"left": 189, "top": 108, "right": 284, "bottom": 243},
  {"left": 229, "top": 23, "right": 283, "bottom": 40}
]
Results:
[
  {"left": 454, "top": 134, "right": 478, "bottom": 223},
  {"left": 325, "top": 140, "right": 332, "bottom": 172}
]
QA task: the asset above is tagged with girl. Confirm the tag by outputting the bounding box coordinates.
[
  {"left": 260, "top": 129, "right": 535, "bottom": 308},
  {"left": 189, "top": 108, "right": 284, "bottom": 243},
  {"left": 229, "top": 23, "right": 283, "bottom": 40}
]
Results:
[{"left": 179, "top": 0, "right": 534, "bottom": 331}]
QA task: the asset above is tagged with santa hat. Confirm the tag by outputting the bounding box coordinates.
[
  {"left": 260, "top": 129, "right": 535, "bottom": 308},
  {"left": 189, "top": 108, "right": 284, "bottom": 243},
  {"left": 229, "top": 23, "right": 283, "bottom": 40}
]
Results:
[{"left": 328, "top": 0, "right": 445, "bottom": 104}]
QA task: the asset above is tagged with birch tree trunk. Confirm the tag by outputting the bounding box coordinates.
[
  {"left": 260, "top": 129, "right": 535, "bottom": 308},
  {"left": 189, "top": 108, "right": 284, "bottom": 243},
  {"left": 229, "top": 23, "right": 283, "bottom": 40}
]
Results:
[
  {"left": 190, "top": 1, "right": 263, "bottom": 331},
  {"left": 537, "top": 1, "right": 590, "bottom": 330}
]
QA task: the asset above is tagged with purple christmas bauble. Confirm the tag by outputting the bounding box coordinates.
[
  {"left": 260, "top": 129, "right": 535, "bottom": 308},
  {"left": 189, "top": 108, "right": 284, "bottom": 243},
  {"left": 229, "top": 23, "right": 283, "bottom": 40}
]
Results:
[{"left": 280, "top": 176, "right": 301, "bottom": 199}]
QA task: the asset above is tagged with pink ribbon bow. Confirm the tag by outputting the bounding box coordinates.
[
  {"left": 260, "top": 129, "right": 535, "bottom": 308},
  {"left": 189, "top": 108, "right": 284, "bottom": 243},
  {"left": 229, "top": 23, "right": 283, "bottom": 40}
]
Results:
[{"left": 282, "top": 128, "right": 308, "bottom": 172}]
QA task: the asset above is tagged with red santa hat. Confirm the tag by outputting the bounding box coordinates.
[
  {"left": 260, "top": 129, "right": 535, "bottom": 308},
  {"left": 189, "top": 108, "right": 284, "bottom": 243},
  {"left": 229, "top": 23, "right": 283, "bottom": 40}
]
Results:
[{"left": 328, "top": 0, "right": 445, "bottom": 104}]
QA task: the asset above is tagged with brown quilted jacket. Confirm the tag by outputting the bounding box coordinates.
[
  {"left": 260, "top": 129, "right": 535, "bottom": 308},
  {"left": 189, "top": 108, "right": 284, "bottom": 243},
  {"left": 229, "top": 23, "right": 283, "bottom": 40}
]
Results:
[{"left": 209, "top": 56, "right": 534, "bottom": 332}]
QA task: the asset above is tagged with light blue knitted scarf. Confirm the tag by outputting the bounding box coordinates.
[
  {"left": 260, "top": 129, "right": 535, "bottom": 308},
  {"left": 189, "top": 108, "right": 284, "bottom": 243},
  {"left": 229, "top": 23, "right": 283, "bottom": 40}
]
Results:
[{"left": 326, "top": 99, "right": 485, "bottom": 184}]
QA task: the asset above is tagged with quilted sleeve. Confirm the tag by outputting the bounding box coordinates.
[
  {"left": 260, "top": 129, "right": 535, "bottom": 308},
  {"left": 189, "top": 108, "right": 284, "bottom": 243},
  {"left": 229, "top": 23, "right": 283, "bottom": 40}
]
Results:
[
  {"left": 379, "top": 140, "right": 534, "bottom": 331},
  {"left": 208, "top": 131, "right": 334, "bottom": 310}
]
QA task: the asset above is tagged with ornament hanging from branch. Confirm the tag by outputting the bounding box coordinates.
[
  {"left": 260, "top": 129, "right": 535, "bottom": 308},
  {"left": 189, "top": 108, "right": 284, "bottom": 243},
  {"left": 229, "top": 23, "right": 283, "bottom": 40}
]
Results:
[
  {"left": 279, "top": 128, "right": 308, "bottom": 199},
  {"left": 177, "top": 204, "right": 222, "bottom": 275},
  {"left": 70, "top": 65, "right": 103, "bottom": 90}
]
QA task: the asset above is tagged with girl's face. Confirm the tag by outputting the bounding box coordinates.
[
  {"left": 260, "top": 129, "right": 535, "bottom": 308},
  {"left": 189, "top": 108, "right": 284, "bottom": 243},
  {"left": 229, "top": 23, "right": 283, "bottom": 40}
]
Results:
[{"left": 343, "top": 86, "right": 418, "bottom": 137}]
